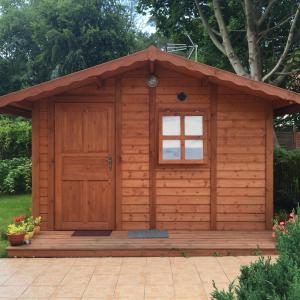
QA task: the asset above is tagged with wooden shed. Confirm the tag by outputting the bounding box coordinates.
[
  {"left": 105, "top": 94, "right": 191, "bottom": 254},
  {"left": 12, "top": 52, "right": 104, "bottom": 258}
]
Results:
[{"left": 1, "top": 46, "right": 300, "bottom": 251}]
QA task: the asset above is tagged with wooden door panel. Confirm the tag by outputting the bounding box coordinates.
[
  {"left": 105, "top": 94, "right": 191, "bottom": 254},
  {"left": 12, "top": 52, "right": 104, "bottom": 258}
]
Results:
[
  {"left": 87, "top": 181, "right": 111, "bottom": 223},
  {"left": 61, "top": 181, "right": 83, "bottom": 222},
  {"left": 55, "top": 102, "right": 115, "bottom": 230},
  {"left": 62, "top": 157, "right": 109, "bottom": 180},
  {"left": 62, "top": 110, "right": 83, "bottom": 153},
  {"left": 84, "top": 110, "right": 109, "bottom": 153}
]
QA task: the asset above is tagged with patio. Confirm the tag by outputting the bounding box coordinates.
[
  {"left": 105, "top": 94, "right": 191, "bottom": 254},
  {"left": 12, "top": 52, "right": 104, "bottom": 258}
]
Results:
[{"left": 0, "top": 256, "right": 277, "bottom": 299}]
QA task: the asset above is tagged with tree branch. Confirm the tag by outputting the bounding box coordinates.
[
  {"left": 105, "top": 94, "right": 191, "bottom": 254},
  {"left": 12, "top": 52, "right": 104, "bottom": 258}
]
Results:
[
  {"left": 270, "top": 63, "right": 294, "bottom": 86},
  {"left": 212, "top": 0, "right": 249, "bottom": 76},
  {"left": 245, "top": 0, "right": 261, "bottom": 80},
  {"left": 263, "top": 3, "right": 300, "bottom": 82},
  {"left": 257, "top": 0, "right": 279, "bottom": 27},
  {"left": 193, "top": 0, "right": 226, "bottom": 55},
  {"left": 258, "top": 15, "right": 293, "bottom": 38}
]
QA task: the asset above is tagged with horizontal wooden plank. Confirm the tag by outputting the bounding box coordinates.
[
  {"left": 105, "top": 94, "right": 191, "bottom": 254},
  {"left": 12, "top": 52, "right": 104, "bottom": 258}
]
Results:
[
  {"left": 122, "top": 213, "right": 150, "bottom": 222},
  {"left": 156, "top": 170, "right": 210, "bottom": 179},
  {"left": 122, "top": 138, "right": 149, "bottom": 146},
  {"left": 122, "top": 145, "right": 149, "bottom": 155},
  {"left": 218, "top": 120, "right": 265, "bottom": 129},
  {"left": 217, "top": 213, "right": 265, "bottom": 222},
  {"left": 122, "top": 180, "right": 150, "bottom": 188},
  {"left": 156, "top": 222, "right": 210, "bottom": 230},
  {"left": 121, "top": 163, "right": 149, "bottom": 171},
  {"left": 122, "top": 196, "right": 149, "bottom": 205},
  {"left": 156, "top": 188, "right": 210, "bottom": 196},
  {"left": 217, "top": 196, "right": 265, "bottom": 205},
  {"left": 122, "top": 205, "right": 150, "bottom": 213},
  {"left": 122, "top": 154, "right": 149, "bottom": 163},
  {"left": 217, "top": 187, "right": 265, "bottom": 196},
  {"left": 217, "top": 179, "right": 265, "bottom": 188},
  {"left": 156, "top": 179, "right": 210, "bottom": 188},
  {"left": 157, "top": 213, "right": 210, "bottom": 222},
  {"left": 217, "top": 205, "right": 265, "bottom": 214},
  {"left": 217, "top": 154, "right": 265, "bottom": 163},
  {"left": 217, "top": 162, "right": 265, "bottom": 171},
  {"left": 122, "top": 187, "right": 150, "bottom": 196},
  {"left": 217, "top": 111, "right": 266, "bottom": 120},
  {"left": 216, "top": 222, "right": 266, "bottom": 231},
  {"left": 156, "top": 196, "right": 210, "bottom": 205},
  {"left": 217, "top": 171, "right": 265, "bottom": 179},
  {"left": 157, "top": 205, "right": 210, "bottom": 213},
  {"left": 218, "top": 137, "right": 265, "bottom": 146},
  {"left": 122, "top": 171, "right": 149, "bottom": 179},
  {"left": 217, "top": 146, "right": 265, "bottom": 154},
  {"left": 218, "top": 128, "right": 265, "bottom": 138}
]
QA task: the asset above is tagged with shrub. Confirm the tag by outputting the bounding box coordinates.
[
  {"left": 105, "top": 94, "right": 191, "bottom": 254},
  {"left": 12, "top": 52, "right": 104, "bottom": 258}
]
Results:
[
  {"left": 274, "top": 148, "right": 300, "bottom": 211},
  {"left": 0, "top": 117, "right": 31, "bottom": 160},
  {"left": 212, "top": 208, "right": 300, "bottom": 300},
  {"left": 0, "top": 157, "right": 32, "bottom": 194}
]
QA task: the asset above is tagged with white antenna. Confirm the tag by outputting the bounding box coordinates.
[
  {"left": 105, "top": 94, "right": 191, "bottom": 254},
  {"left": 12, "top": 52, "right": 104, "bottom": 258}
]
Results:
[{"left": 165, "top": 33, "right": 198, "bottom": 62}]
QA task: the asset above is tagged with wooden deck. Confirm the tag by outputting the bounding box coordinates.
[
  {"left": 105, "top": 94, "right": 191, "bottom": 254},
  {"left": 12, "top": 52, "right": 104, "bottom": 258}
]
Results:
[{"left": 7, "top": 231, "right": 276, "bottom": 257}]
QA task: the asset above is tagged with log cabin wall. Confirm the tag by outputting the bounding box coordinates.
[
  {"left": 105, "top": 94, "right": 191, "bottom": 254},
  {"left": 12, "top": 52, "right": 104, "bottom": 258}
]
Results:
[
  {"left": 32, "top": 63, "right": 272, "bottom": 231},
  {"left": 216, "top": 88, "right": 268, "bottom": 230},
  {"left": 154, "top": 65, "right": 211, "bottom": 230}
]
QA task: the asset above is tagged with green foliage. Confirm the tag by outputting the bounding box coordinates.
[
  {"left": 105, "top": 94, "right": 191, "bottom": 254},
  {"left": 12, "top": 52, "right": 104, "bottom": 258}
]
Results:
[
  {"left": 274, "top": 148, "right": 300, "bottom": 211},
  {"left": 276, "top": 207, "right": 300, "bottom": 267},
  {"left": 0, "top": 117, "right": 31, "bottom": 159},
  {"left": 7, "top": 222, "right": 26, "bottom": 234},
  {"left": 212, "top": 208, "right": 300, "bottom": 300},
  {"left": 137, "top": 0, "right": 300, "bottom": 88},
  {"left": 0, "top": 157, "right": 32, "bottom": 194},
  {"left": 0, "top": 0, "right": 152, "bottom": 95}
]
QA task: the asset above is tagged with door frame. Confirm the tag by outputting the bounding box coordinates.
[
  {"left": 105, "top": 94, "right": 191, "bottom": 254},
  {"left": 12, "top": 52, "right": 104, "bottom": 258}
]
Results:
[{"left": 52, "top": 100, "right": 117, "bottom": 230}]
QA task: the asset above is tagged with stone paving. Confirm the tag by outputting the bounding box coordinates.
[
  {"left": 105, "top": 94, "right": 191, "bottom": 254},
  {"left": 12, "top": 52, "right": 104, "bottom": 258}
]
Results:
[{"left": 0, "top": 256, "right": 276, "bottom": 299}]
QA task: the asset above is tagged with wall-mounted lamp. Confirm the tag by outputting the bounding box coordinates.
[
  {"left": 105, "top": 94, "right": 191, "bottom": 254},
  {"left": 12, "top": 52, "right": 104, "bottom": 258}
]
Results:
[{"left": 147, "top": 75, "right": 158, "bottom": 88}]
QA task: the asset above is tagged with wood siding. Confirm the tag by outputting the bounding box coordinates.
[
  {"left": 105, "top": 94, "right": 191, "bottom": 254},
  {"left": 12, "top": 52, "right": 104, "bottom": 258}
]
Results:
[
  {"left": 31, "top": 63, "right": 273, "bottom": 231},
  {"left": 216, "top": 90, "right": 267, "bottom": 230},
  {"left": 154, "top": 66, "right": 211, "bottom": 230}
]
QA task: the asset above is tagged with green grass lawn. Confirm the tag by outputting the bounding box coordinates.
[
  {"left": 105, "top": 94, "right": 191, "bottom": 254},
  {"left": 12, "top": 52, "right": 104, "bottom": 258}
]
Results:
[{"left": 0, "top": 194, "right": 32, "bottom": 257}]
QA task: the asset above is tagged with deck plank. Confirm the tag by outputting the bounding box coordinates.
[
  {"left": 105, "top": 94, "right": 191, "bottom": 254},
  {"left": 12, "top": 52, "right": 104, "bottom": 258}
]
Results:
[{"left": 7, "top": 230, "right": 275, "bottom": 257}]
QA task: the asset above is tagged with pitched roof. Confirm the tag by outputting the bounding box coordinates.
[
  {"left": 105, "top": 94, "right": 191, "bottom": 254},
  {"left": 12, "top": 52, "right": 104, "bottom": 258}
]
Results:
[{"left": 1, "top": 46, "right": 300, "bottom": 111}]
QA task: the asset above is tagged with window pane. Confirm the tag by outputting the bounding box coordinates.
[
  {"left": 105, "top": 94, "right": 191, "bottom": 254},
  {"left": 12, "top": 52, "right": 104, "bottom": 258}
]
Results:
[
  {"left": 162, "top": 140, "right": 181, "bottom": 160},
  {"left": 184, "top": 116, "right": 203, "bottom": 136},
  {"left": 185, "top": 140, "right": 203, "bottom": 160},
  {"left": 162, "top": 116, "right": 180, "bottom": 136}
]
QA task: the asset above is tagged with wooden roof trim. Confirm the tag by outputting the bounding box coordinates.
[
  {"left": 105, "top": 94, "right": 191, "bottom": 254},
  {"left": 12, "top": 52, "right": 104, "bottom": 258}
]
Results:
[
  {"left": 156, "top": 50, "right": 300, "bottom": 103},
  {"left": 0, "top": 46, "right": 299, "bottom": 109},
  {"left": 0, "top": 48, "right": 152, "bottom": 108}
]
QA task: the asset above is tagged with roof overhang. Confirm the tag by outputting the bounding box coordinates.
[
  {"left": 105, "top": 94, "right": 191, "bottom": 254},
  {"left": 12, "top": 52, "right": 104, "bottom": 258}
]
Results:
[{"left": 1, "top": 46, "right": 300, "bottom": 117}]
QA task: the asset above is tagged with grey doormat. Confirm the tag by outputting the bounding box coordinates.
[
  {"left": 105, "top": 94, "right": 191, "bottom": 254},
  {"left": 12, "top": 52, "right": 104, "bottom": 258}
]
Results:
[
  {"left": 72, "top": 230, "right": 112, "bottom": 237},
  {"left": 128, "top": 229, "right": 169, "bottom": 239}
]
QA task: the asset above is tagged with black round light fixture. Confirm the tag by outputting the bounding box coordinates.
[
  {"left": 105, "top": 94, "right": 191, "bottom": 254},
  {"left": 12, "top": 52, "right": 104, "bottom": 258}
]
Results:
[{"left": 177, "top": 92, "right": 188, "bottom": 102}]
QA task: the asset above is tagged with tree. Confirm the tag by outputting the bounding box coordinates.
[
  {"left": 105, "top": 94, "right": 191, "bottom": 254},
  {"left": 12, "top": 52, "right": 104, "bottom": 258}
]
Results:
[
  {"left": 137, "top": 0, "right": 300, "bottom": 88},
  {"left": 0, "top": 0, "right": 152, "bottom": 95}
]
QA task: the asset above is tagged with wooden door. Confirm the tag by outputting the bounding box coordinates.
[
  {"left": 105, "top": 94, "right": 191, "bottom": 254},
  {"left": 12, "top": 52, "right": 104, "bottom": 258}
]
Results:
[{"left": 55, "top": 103, "right": 115, "bottom": 230}]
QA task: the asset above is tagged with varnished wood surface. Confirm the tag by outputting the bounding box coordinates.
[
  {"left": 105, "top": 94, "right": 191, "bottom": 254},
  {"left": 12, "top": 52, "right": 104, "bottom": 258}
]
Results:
[{"left": 7, "top": 230, "right": 275, "bottom": 257}]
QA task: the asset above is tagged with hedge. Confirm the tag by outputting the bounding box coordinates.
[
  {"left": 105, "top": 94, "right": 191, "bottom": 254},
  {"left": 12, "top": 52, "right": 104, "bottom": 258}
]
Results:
[
  {"left": 0, "top": 118, "right": 31, "bottom": 160},
  {"left": 274, "top": 148, "right": 300, "bottom": 211},
  {"left": 0, "top": 157, "right": 32, "bottom": 194}
]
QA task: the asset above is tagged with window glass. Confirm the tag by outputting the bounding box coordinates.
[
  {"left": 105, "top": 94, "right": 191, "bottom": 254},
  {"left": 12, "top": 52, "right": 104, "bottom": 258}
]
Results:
[
  {"left": 184, "top": 116, "right": 203, "bottom": 136},
  {"left": 185, "top": 140, "right": 203, "bottom": 160},
  {"left": 162, "top": 140, "right": 181, "bottom": 160},
  {"left": 162, "top": 116, "right": 180, "bottom": 136}
]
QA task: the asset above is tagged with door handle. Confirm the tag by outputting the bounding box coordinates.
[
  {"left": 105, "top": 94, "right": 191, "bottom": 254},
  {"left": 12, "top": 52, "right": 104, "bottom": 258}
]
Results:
[{"left": 108, "top": 156, "right": 113, "bottom": 170}]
